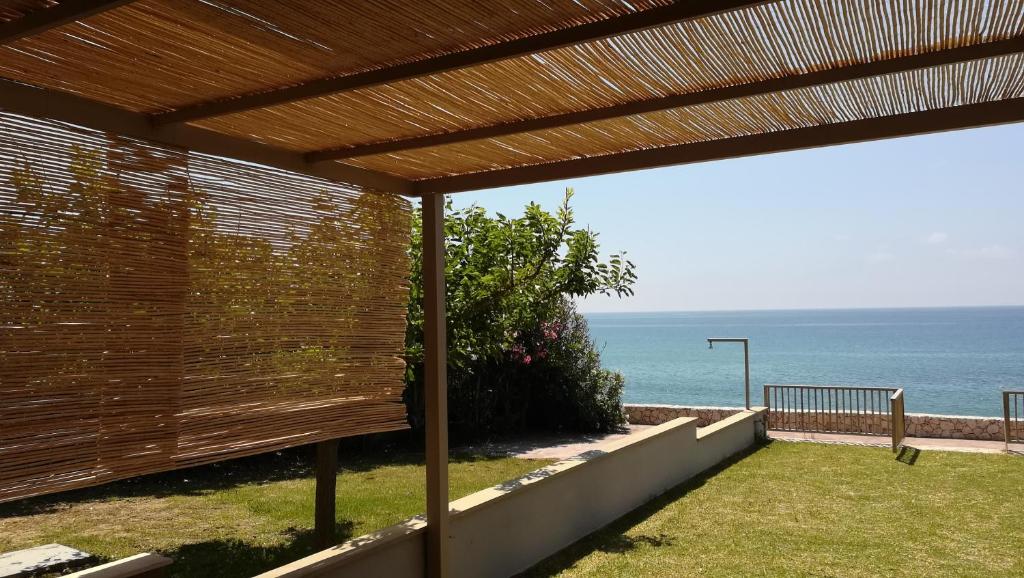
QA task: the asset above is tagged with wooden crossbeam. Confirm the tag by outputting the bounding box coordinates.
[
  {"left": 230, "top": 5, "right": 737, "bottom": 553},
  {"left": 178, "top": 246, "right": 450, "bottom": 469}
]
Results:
[
  {"left": 0, "top": 0, "right": 136, "bottom": 45},
  {"left": 151, "top": 0, "right": 768, "bottom": 125},
  {"left": 415, "top": 98, "right": 1024, "bottom": 194},
  {"left": 0, "top": 79, "right": 414, "bottom": 194},
  {"left": 308, "top": 37, "right": 1024, "bottom": 162}
]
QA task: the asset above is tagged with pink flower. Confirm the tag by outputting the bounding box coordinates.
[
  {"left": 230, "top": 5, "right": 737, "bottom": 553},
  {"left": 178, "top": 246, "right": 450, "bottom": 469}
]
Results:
[
  {"left": 540, "top": 321, "right": 563, "bottom": 341},
  {"left": 522, "top": 355, "right": 532, "bottom": 365}
]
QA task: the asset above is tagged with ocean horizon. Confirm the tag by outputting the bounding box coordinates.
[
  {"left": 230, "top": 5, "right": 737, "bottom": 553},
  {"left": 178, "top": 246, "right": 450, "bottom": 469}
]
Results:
[{"left": 585, "top": 305, "right": 1024, "bottom": 417}]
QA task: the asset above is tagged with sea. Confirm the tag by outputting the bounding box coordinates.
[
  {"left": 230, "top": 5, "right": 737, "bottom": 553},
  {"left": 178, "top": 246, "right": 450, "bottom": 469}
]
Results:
[{"left": 585, "top": 306, "right": 1024, "bottom": 417}]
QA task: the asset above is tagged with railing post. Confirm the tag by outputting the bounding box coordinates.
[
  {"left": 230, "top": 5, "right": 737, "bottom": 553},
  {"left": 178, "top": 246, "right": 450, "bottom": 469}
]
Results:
[
  {"left": 889, "top": 389, "right": 905, "bottom": 453},
  {"left": 1005, "top": 391, "right": 1012, "bottom": 452},
  {"left": 763, "top": 384, "right": 770, "bottom": 429}
]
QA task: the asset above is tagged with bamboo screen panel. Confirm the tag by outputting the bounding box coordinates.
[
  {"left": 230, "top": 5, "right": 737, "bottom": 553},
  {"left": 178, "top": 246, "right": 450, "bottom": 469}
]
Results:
[{"left": 0, "top": 111, "right": 412, "bottom": 502}]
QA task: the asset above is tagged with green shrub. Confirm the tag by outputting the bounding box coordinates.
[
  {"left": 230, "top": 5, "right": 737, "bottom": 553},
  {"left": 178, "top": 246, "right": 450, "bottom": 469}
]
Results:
[{"left": 405, "top": 189, "right": 634, "bottom": 441}]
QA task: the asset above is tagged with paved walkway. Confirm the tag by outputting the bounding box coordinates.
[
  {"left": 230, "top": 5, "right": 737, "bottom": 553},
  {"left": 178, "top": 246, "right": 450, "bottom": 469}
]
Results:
[
  {"left": 462, "top": 424, "right": 653, "bottom": 460},
  {"left": 464, "top": 424, "right": 1023, "bottom": 461},
  {"left": 769, "top": 430, "right": 1023, "bottom": 455}
]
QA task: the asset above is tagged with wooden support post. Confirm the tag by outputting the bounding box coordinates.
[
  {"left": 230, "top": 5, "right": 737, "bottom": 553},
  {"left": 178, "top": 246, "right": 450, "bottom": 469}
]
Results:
[
  {"left": 1004, "top": 391, "right": 1012, "bottom": 452},
  {"left": 422, "top": 193, "right": 449, "bottom": 578},
  {"left": 315, "top": 439, "right": 340, "bottom": 549}
]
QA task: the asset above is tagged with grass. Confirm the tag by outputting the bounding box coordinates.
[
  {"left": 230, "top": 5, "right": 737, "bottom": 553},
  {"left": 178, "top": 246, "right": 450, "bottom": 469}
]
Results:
[
  {"left": 525, "top": 441, "right": 1024, "bottom": 578},
  {"left": 0, "top": 449, "right": 551, "bottom": 578}
]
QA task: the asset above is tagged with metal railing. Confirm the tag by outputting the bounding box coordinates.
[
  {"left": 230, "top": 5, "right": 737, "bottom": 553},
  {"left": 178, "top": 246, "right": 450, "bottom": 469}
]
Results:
[
  {"left": 764, "top": 385, "right": 906, "bottom": 452},
  {"left": 1003, "top": 390, "right": 1024, "bottom": 450}
]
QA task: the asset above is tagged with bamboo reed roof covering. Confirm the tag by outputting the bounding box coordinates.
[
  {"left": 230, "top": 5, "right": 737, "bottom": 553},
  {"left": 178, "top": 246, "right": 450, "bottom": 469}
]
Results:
[
  {"left": 0, "top": 110, "right": 412, "bottom": 502},
  {"left": 0, "top": 0, "right": 1022, "bottom": 194}
]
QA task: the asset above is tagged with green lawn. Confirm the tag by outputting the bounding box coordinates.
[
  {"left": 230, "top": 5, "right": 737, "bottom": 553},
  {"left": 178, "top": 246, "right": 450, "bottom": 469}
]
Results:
[
  {"left": 526, "top": 441, "right": 1024, "bottom": 578},
  {"left": 0, "top": 450, "right": 550, "bottom": 578}
]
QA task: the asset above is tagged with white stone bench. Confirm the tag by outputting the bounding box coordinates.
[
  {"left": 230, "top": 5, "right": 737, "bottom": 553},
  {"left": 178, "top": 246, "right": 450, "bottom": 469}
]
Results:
[{"left": 0, "top": 543, "right": 93, "bottom": 577}]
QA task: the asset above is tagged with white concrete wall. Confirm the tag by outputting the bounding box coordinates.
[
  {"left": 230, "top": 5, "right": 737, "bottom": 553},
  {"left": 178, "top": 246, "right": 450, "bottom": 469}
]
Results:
[
  {"left": 258, "top": 409, "right": 766, "bottom": 578},
  {"left": 627, "top": 403, "right": 1009, "bottom": 441},
  {"left": 65, "top": 553, "right": 172, "bottom": 578}
]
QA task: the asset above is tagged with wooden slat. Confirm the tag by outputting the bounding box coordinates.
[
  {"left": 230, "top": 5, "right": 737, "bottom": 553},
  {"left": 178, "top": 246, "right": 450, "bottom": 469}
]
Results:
[
  {"left": 151, "top": 0, "right": 769, "bottom": 125},
  {"left": 308, "top": 37, "right": 1024, "bottom": 162},
  {"left": 0, "top": 0, "right": 136, "bottom": 45},
  {"left": 0, "top": 78, "right": 414, "bottom": 194},
  {"left": 416, "top": 98, "right": 1024, "bottom": 194}
]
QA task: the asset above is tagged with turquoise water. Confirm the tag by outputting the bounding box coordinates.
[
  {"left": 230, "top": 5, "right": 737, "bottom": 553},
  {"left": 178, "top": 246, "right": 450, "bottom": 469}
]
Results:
[{"left": 586, "top": 307, "right": 1024, "bottom": 417}]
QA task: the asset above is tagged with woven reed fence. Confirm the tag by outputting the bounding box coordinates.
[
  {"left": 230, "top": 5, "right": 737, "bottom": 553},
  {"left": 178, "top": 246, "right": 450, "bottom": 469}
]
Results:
[{"left": 0, "top": 111, "right": 412, "bottom": 502}]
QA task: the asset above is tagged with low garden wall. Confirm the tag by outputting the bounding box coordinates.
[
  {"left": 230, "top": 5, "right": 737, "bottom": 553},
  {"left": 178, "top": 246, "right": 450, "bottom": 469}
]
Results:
[
  {"left": 904, "top": 413, "right": 1004, "bottom": 440},
  {"left": 257, "top": 409, "right": 766, "bottom": 578},
  {"left": 625, "top": 404, "right": 1006, "bottom": 441},
  {"left": 625, "top": 404, "right": 743, "bottom": 427}
]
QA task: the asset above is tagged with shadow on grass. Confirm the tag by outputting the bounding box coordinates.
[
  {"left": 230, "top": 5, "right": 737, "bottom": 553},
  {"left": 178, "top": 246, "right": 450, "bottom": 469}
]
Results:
[
  {"left": 0, "top": 450, "right": 314, "bottom": 517},
  {"left": 0, "top": 447, "right": 507, "bottom": 518},
  {"left": 159, "top": 521, "right": 355, "bottom": 578},
  {"left": 896, "top": 445, "right": 921, "bottom": 465},
  {"left": 516, "top": 441, "right": 772, "bottom": 577},
  {"left": 594, "top": 532, "right": 676, "bottom": 554}
]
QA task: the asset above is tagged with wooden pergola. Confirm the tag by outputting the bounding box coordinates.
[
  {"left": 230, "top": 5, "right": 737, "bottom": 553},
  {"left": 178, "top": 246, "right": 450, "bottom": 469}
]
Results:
[{"left": 1, "top": 1, "right": 1022, "bottom": 576}]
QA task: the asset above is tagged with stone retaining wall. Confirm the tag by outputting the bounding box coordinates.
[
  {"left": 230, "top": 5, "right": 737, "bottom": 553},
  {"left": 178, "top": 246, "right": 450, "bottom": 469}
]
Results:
[
  {"left": 625, "top": 404, "right": 743, "bottom": 427},
  {"left": 624, "top": 404, "right": 1006, "bottom": 441},
  {"left": 905, "top": 413, "right": 1003, "bottom": 440}
]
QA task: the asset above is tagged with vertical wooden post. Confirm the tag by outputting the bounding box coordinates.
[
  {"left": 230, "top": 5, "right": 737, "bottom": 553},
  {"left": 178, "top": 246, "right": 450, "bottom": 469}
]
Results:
[
  {"left": 1004, "top": 391, "right": 1011, "bottom": 452},
  {"left": 763, "top": 384, "right": 770, "bottom": 429},
  {"left": 422, "top": 193, "right": 449, "bottom": 578},
  {"left": 315, "top": 439, "right": 339, "bottom": 549}
]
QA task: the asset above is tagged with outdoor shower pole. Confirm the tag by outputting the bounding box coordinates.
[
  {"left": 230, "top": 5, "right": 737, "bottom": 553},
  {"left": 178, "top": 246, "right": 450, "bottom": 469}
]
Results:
[
  {"left": 706, "top": 338, "right": 751, "bottom": 410},
  {"left": 744, "top": 341, "right": 750, "bottom": 409}
]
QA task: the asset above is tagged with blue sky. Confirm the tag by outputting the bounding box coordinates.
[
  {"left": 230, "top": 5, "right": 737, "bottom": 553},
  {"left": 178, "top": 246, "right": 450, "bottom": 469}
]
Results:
[{"left": 449, "top": 123, "right": 1024, "bottom": 313}]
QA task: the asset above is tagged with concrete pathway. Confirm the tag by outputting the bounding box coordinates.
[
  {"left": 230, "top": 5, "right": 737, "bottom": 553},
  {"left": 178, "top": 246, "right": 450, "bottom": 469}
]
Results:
[
  {"left": 462, "top": 424, "right": 653, "bottom": 460},
  {"left": 769, "top": 430, "right": 1023, "bottom": 455},
  {"left": 463, "top": 423, "right": 1022, "bottom": 461}
]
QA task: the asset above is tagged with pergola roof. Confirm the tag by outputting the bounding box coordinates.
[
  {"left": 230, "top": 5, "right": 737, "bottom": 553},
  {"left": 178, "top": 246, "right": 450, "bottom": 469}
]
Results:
[{"left": 1, "top": 0, "right": 1022, "bottom": 195}]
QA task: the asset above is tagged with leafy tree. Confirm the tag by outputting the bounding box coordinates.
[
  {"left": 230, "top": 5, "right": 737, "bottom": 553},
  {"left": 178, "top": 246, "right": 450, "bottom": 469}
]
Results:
[{"left": 405, "top": 189, "right": 636, "bottom": 439}]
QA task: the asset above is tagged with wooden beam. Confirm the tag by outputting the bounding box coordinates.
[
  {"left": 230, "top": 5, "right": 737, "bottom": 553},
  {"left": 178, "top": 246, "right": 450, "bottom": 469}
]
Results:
[
  {"left": 421, "top": 192, "right": 449, "bottom": 578},
  {"left": 0, "top": 79, "right": 414, "bottom": 194},
  {"left": 315, "top": 439, "right": 340, "bottom": 549},
  {"left": 151, "top": 0, "right": 768, "bottom": 125},
  {"left": 415, "top": 98, "right": 1024, "bottom": 194},
  {"left": 308, "top": 37, "right": 1024, "bottom": 162},
  {"left": 0, "top": 0, "right": 136, "bottom": 45}
]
